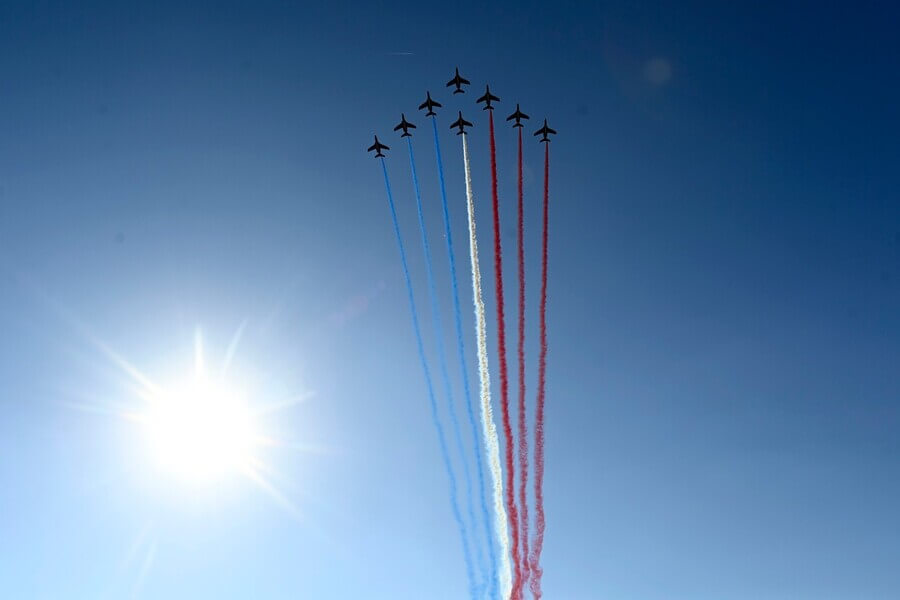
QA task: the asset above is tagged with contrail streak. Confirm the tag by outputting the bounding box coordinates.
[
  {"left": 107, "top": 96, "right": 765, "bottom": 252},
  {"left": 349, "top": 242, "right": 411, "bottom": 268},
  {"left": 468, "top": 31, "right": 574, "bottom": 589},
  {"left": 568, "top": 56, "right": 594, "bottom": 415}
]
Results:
[
  {"left": 380, "top": 158, "right": 476, "bottom": 597},
  {"left": 529, "top": 143, "right": 550, "bottom": 600},
  {"left": 432, "top": 118, "right": 499, "bottom": 600},
  {"left": 462, "top": 135, "right": 512, "bottom": 600},
  {"left": 515, "top": 127, "right": 531, "bottom": 589},
  {"left": 488, "top": 111, "right": 523, "bottom": 600},
  {"left": 406, "top": 137, "right": 484, "bottom": 597}
]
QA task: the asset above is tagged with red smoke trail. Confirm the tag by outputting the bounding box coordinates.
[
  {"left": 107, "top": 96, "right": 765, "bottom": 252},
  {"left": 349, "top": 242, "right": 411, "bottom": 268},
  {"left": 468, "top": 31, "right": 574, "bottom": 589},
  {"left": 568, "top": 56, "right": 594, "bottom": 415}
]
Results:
[
  {"left": 529, "top": 143, "right": 549, "bottom": 600},
  {"left": 515, "top": 127, "right": 531, "bottom": 593},
  {"left": 488, "top": 111, "right": 522, "bottom": 600}
]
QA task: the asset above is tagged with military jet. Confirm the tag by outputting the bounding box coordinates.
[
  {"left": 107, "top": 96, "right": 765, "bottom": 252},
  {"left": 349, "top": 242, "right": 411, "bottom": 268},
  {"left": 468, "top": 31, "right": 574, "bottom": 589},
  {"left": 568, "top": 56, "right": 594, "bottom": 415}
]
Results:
[
  {"left": 393, "top": 114, "right": 416, "bottom": 137},
  {"left": 533, "top": 119, "right": 557, "bottom": 143},
  {"left": 446, "top": 67, "right": 470, "bottom": 94},
  {"left": 506, "top": 104, "right": 530, "bottom": 128},
  {"left": 367, "top": 135, "right": 390, "bottom": 157},
  {"left": 450, "top": 111, "right": 473, "bottom": 135},
  {"left": 418, "top": 91, "right": 442, "bottom": 116},
  {"left": 476, "top": 85, "right": 500, "bottom": 110}
]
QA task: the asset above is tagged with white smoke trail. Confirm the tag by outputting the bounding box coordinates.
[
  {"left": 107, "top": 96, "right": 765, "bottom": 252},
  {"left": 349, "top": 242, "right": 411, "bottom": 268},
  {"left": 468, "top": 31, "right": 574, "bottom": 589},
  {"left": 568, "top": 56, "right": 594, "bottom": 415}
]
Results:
[{"left": 463, "top": 134, "right": 512, "bottom": 600}]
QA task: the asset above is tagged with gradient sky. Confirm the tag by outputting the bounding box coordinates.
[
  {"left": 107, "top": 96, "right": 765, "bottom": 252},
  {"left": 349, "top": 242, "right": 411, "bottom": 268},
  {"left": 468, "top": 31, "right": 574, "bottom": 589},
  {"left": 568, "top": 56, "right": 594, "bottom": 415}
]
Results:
[{"left": 1, "top": 2, "right": 899, "bottom": 599}]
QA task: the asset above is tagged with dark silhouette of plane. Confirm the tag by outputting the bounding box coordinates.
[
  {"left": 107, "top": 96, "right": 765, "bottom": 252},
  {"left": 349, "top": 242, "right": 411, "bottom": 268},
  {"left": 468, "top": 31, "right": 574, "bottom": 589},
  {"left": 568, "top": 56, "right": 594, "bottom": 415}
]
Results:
[
  {"left": 393, "top": 114, "right": 416, "bottom": 137},
  {"left": 506, "top": 104, "right": 530, "bottom": 128},
  {"left": 367, "top": 135, "right": 390, "bottom": 157},
  {"left": 450, "top": 111, "right": 473, "bottom": 135},
  {"left": 418, "top": 91, "right": 442, "bottom": 116},
  {"left": 534, "top": 119, "right": 557, "bottom": 143},
  {"left": 446, "top": 67, "right": 470, "bottom": 94},
  {"left": 476, "top": 85, "right": 500, "bottom": 110}
]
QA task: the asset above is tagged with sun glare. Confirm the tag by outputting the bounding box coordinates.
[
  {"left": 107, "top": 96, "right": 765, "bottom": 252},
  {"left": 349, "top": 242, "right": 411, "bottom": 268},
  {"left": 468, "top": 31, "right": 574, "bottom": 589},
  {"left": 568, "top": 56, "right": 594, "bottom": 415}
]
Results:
[
  {"left": 144, "top": 374, "right": 257, "bottom": 483},
  {"left": 78, "top": 328, "right": 308, "bottom": 515}
]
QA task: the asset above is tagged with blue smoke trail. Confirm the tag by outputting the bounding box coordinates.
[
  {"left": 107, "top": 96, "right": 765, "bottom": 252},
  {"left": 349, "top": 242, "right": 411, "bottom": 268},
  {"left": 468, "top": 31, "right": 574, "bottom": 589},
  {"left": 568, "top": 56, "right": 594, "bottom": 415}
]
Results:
[
  {"left": 432, "top": 117, "right": 499, "bottom": 600},
  {"left": 406, "top": 138, "right": 485, "bottom": 597},
  {"left": 380, "top": 158, "right": 476, "bottom": 597}
]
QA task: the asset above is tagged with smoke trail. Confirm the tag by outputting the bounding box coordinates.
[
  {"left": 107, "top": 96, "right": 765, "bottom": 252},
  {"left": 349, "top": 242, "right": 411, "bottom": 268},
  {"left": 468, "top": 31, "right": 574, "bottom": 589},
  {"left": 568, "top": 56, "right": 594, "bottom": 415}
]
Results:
[
  {"left": 406, "top": 138, "right": 483, "bottom": 597},
  {"left": 515, "top": 127, "right": 531, "bottom": 589},
  {"left": 488, "top": 111, "right": 522, "bottom": 600},
  {"left": 529, "top": 144, "right": 549, "bottom": 600},
  {"left": 432, "top": 118, "right": 499, "bottom": 600},
  {"left": 462, "top": 135, "right": 512, "bottom": 600},
  {"left": 380, "top": 158, "right": 477, "bottom": 598}
]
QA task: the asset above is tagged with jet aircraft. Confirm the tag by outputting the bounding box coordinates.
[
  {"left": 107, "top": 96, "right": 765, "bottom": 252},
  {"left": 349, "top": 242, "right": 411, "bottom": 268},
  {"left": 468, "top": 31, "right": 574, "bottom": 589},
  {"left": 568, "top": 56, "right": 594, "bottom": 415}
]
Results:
[
  {"left": 393, "top": 114, "right": 416, "bottom": 137},
  {"left": 367, "top": 135, "right": 390, "bottom": 157},
  {"left": 506, "top": 104, "right": 530, "bottom": 127},
  {"left": 533, "top": 119, "right": 557, "bottom": 143},
  {"left": 450, "top": 111, "right": 473, "bottom": 135},
  {"left": 418, "top": 91, "right": 442, "bottom": 116},
  {"left": 446, "top": 67, "right": 470, "bottom": 94},
  {"left": 476, "top": 85, "right": 500, "bottom": 110}
]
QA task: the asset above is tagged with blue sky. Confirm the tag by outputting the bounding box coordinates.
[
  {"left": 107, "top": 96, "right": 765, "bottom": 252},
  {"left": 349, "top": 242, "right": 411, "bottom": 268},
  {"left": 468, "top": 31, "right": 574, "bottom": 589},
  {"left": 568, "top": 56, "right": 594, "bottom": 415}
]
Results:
[{"left": 1, "top": 2, "right": 898, "bottom": 598}]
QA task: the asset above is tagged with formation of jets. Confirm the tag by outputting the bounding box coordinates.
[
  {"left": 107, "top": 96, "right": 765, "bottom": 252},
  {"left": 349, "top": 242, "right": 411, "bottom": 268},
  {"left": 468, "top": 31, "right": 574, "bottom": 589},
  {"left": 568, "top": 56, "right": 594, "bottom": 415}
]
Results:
[{"left": 368, "top": 67, "right": 556, "bottom": 157}]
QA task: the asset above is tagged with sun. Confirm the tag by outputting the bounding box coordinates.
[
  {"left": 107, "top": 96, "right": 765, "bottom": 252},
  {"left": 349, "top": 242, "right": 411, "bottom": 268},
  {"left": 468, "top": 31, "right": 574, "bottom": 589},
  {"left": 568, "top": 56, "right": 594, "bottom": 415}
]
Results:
[
  {"left": 143, "top": 371, "right": 258, "bottom": 484},
  {"left": 71, "top": 328, "right": 307, "bottom": 514}
]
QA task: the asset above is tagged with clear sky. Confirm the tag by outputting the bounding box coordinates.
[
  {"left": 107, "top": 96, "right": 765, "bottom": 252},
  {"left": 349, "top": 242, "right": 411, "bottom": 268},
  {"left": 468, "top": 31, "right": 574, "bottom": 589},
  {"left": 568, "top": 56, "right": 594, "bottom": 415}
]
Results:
[{"left": 1, "top": 2, "right": 899, "bottom": 599}]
